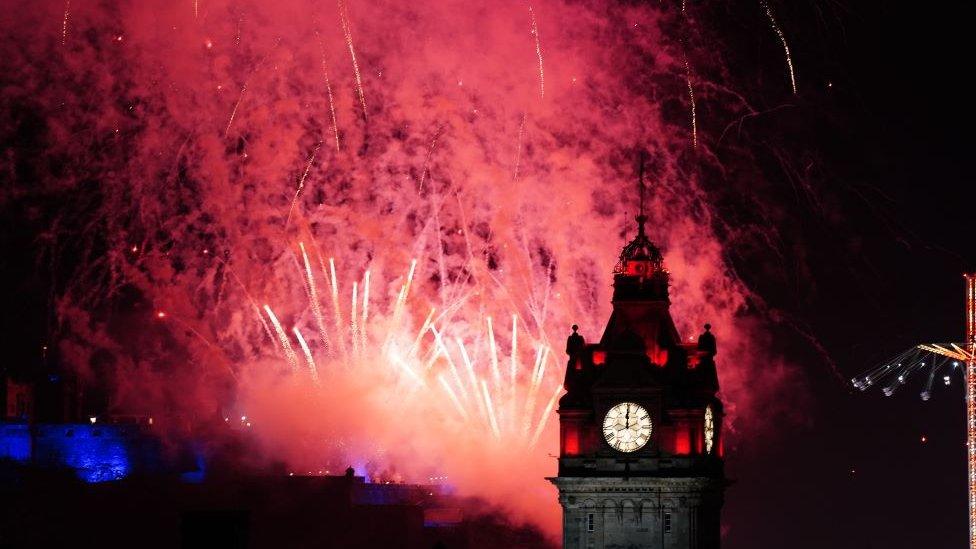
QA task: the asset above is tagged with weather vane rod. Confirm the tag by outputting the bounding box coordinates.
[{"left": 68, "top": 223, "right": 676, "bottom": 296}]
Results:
[{"left": 637, "top": 150, "right": 647, "bottom": 234}]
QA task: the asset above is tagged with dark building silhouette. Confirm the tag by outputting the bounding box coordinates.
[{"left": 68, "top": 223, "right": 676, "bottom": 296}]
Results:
[{"left": 549, "top": 212, "right": 726, "bottom": 549}]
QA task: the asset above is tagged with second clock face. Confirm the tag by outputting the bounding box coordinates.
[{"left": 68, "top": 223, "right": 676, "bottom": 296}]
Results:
[
  {"left": 603, "top": 402, "right": 652, "bottom": 453},
  {"left": 704, "top": 405, "right": 715, "bottom": 454}
]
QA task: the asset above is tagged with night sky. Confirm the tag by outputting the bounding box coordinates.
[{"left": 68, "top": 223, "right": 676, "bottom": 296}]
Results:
[
  {"left": 1, "top": 1, "right": 975, "bottom": 548},
  {"left": 722, "top": 2, "right": 976, "bottom": 547}
]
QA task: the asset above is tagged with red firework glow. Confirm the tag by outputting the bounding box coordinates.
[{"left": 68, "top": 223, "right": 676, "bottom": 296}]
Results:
[{"left": 1, "top": 0, "right": 801, "bottom": 537}]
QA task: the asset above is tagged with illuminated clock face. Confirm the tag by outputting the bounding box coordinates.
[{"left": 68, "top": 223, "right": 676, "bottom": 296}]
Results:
[
  {"left": 704, "top": 405, "right": 715, "bottom": 454},
  {"left": 602, "top": 402, "right": 652, "bottom": 453}
]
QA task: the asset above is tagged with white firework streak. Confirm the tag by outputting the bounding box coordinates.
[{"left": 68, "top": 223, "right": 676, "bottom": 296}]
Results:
[
  {"left": 528, "top": 6, "right": 545, "bottom": 100},
  {"left": 418, "top": 126, "right": 445, "bottom": 193},
  {"left": 512, "top": 113, "right": 525, "bottom": 182},
  {"left": 487, "top": 316, "right": 502, "bottom": 388},
  {"left": 286, "top": 143, "right": 321, "bottom": 228},
  {"left": 684, "top": 55, "right": 698, "bottom": 149},
  {"left": 523, "top": 345, "right": 549, "bottom": 436},
  {"left": 481, "top": 378, "right": 501, "bottom": 439},
  {"left": 324, "top": 256, "right": 347, "bottom": 358},
  {"left": 431, "top": 326, "right": 468, "bottom": 403},
  {"left": 338, "top": 0, "right": 368, "bottom": 120},
  {"left": 456, "top": 337, "right": 488, "bottom": 423},
  {"left": 760, "top": 0, "right": 797, "bottom": 94},
  {"left": 224, "top": 83, "right": 247, "bottom": 137},
  {"left": 360, "top": 269, "right": 370, "bottom": 351},
  {"left": 263, "top": 304, "right": 299, "bottom": 371},
  {"left": 315, "top": 29, "right": 342, "bottom": 152},
  {"left": 351, "top": 280, "right": 359, "bottom": 357},
  {"left": 529, "top": 383, "right": 563, "bottom": 448},
  {"left": 292, "top": 326, "right": 320, "bottom": 384},
  {"left": 438, "top": 374, "right": 469, "bottom": 420},
  {"left": 298, "top": 242, "right": 332, "bottom": 354},
  {"left": 61, "top": 0, "right": 70, "bottom": 46},
  {"left": 510, "top": 314, "right": 519, "bottom": 386}
]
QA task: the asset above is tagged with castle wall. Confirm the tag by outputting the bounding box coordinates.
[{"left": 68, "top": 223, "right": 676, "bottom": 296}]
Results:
[{"left": 0, "top": 421, "right": 162, "bottom": 482}]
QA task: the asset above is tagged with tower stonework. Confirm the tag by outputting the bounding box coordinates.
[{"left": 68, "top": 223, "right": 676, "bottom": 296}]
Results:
[{"left": 548, "top": 214, "right": 726, "bottom": 549}]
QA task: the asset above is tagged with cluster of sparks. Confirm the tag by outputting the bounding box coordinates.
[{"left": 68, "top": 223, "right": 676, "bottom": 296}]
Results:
[
  {"left": 252, "top": 242, "right": 564, "bottom": 450},
  {"left": 13, "top": 0, "right": 818, "bottom": 528}
]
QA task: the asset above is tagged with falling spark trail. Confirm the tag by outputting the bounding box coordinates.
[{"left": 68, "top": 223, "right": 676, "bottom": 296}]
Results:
[
  {"left": 194, "top": 0, "right": 199, "bottom": 19},
  {"left": 215, "top": 256, "right": 276, "bottom": 347},
  {"left": 529, "top": 383, "right": 563, "bottom": 448},
  {"left": 162, "top": 313, "right": 218, "bottom": 353},
  {"left": 315, "top": 30, "right": 341, "bottom": 152},
  {"left": 407, "top": 307, "right": 436, "bottom": 358},
  {"left": 61, "top": 0, "right": 70, "bottom": 46},
  {"left": 384, "top": 260, "right": 420, "bottom": 354},
  {"left": 224, "top": 83, "right": 247, "bottom": 137},
  {"left": 438, "top": 375, "right": 469, "bottom": 420},
  {"left": 432, "top": 205, "right": 450, "bottom": 305},
  {"left": 684, "top": 55, "right": 698, "bottom": 149},
  {"left": 523, "top": 345, "right": 549, "bottom": 435},
  {"left": 510, "top": 314, "right": 519, "bottom": 385},
  {"left": 512, "top": 114, "right": 525, "bottom": 182},
  {"left": 337, "top": 0, "right": 368, "bottom": 120},
  {"left": 292, "top": 326, "right": 319, "bottom": 384},
  {"left": 455, "top": 338, "right": 478, "bottom": 392},
  {"left": 351, "top": 281, "right": 359, "bottom": 357},
  {"left": 418, "top": 127, "right": 445, "bottom": 193},
  {"left": 456, "top": 337, "right": 487, "bottom": 420},
  {"left": 539, "top": 262, "right": 555, "bottom": 330},
  {"left": 392, "top": 354, "right": 425, "bottom": 386},
  {"left": 254, "top": 303, "right": 276, "bottom": 349},
  {"left": 481, "top": 379, "right": 501, "bottom": 439},
  {"left": 298, "top": 242, "right": 331, "bottom": 354},
  {"left": 432, "top": 327, "right": 467, "bottom": 402},
  {"left": 286, "top": 143, "right": 321, "bottom": 228},
  {"left": 528, "top": 6, "right": 545, "bottom": 100},
  {"left": 393, "top": 259, "right": 417, "bottom": 321},
  {"left": 420, "top": 345, "right": 442, "bottom": 374},
  {"left": 328, "top": 257, "right": 339, "bottom": 297},
  {"left": 235, "top": 11, "right": 243, "bottom": 46},
  {"left": 360, "top": 270, "right": 370, "bottom": 350},
  {"left": 487, "top": 316, "right": 501, "bottom": 387},
  {"left": 314, "top": 254, "right": 347, "bottom": 359},
  {"left": 760, "top": 0, "right": 797, "bottom": 94},
  {"left": 264, "top": 305, "right": 299, "bottom": 371}
]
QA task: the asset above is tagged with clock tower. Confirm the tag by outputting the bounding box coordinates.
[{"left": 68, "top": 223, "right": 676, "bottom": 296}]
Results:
[{"left": 548, "top": 211, "right": 726, "bottom": 549}]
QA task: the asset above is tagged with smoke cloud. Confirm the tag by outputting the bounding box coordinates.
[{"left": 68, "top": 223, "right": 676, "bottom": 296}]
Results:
[{"left": 1, "top": 0, "right": 801, "bottom": 536}]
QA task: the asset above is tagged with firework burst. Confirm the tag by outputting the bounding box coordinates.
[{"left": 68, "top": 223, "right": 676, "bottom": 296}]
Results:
[{"left": 1, "top": 0, "right": 807, "bottom": 534}]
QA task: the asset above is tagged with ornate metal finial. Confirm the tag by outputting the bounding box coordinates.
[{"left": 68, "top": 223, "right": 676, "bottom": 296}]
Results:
[{"left": 614, "top": 150, "right": 663, "bottom": 273}]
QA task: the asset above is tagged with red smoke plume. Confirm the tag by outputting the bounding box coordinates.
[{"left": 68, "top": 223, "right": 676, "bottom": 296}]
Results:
[{"left": 1, "top": 0, "right": 800, "bottom": 537}]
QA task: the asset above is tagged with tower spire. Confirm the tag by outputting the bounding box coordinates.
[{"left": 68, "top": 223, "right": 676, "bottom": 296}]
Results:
[
  {"left": 637, "top": 150, "right": 647, "bottom": 237},
  {"left": 612, "top": 150, "right": 667, "bottom": 300}
]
